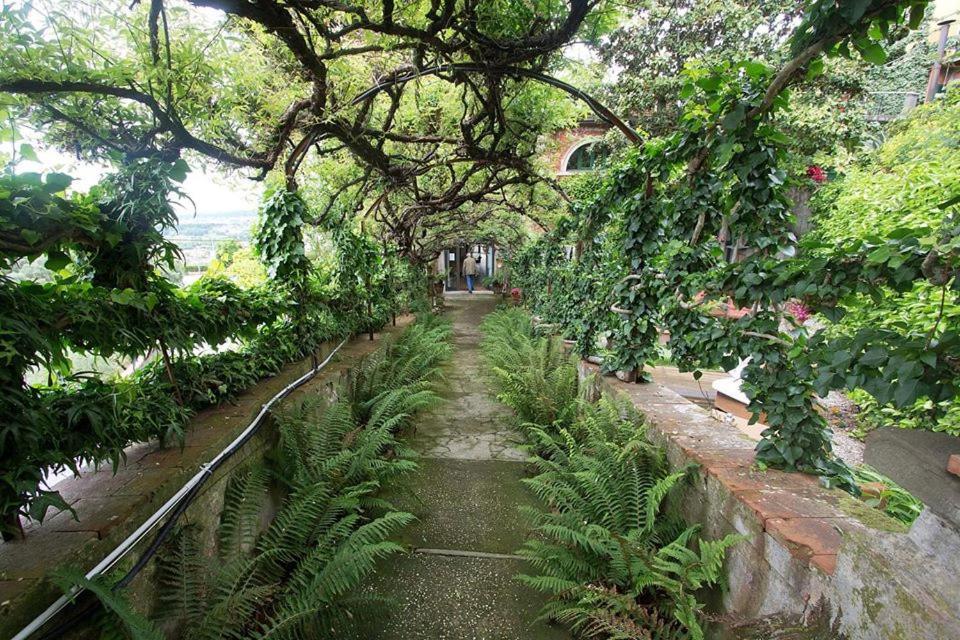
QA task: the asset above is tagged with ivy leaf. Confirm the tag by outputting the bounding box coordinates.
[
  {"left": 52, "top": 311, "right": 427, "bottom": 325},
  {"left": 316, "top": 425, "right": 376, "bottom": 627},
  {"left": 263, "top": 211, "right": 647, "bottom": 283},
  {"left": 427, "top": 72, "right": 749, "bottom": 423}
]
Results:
[
  {"left": 45, "top": 250, "right": 71, "bottom": 271},
  {"left": 866, "top": 245, "right": 891, "bottom": 264},
  {"left": 44, "top": 172, "right": 73, "bottom": 193},
  {"left": 20, "top": 228, "right": 41, "bottom": 244},
  {"left": 19, "top": 143, "right": 38, "bottom": 162},
  {"left": 721, "top": 104, "right": 746, "bottom": 132},
  {"left": 695, "top": 76, "right": 721, "bottom": 92},
  {"left": 840, "top": 0, "right": 872, "bottom": 23},
  {"left": 28, "top": 490, "right": 74, "bottom": 523},
  {"left": 894, "top": 377, "right": 919, "bottom": 408},
  {"left": 854, "top": 39, "right": 887, "bottom": 65},
  {"left": 859, "top": 348, "right": 887, "bottom": 367},
  {"left": 742, "top": 60, "right": 768, "bottom": 79},
  {"left": 110, "top": 288, "right": 139, "bottom": 307}
]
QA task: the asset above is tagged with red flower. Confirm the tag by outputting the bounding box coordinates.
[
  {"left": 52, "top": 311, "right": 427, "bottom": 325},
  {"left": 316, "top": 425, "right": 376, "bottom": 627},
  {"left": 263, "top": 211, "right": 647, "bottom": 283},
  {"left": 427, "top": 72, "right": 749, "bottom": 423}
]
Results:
[{"left": 806, "top": 165, "right": 827, "bottom": 184}]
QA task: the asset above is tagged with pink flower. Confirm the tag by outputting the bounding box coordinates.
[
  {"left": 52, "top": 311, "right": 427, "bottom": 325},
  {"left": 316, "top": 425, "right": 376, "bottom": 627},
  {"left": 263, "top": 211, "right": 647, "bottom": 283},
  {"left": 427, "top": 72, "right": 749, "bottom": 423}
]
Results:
[
  {"left": 806, "top": 165, "right": 827, "bottom": 184},
  {"left": 786, "top": 300, "right": 812, "bottom": 323}
]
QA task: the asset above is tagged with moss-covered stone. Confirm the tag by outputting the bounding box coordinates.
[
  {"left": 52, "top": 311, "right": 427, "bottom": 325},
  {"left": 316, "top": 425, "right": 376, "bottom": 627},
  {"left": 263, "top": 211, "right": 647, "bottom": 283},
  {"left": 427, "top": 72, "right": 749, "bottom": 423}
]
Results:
[{"left": 838, "top": 496, "right": 908, "bottom": 533}]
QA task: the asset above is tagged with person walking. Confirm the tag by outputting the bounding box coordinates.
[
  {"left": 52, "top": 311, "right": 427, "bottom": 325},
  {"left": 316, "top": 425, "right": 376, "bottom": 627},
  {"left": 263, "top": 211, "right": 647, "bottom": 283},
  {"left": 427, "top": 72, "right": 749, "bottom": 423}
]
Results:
[{"left": 461, "top": 254, "right": 478, "bottom": 293}]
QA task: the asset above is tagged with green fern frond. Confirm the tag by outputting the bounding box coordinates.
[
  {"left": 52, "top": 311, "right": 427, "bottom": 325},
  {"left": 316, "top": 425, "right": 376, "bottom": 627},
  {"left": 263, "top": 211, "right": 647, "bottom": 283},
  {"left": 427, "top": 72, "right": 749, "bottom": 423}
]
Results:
[
  {"left": 50, "top": 568, "right": 164, "bottom": 640},
  {"left": 155, "top": 524, "right": 207, "bottom": 625},
  {"left": 219, "top": 465, "right": 270, "bottom": 559}
]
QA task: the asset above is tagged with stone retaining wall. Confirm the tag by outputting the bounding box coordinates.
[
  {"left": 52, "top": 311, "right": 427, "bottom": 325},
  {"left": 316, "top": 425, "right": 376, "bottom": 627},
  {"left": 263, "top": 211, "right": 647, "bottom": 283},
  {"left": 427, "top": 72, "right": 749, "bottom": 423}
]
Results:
[
  {"left": 0, "top": 319, "right": 412, "bottom": 639},
  {"left": 579, "top": 360, "right": 960, "bottom": 640}
]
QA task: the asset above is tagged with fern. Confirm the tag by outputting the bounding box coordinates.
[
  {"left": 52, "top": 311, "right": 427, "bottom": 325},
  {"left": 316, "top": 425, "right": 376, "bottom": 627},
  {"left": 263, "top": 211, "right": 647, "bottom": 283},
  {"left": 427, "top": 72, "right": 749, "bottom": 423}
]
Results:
[
  {"left": 50, "top": 568, "right": 164, "bottom": 640},
  {"left": 61, "top": 316, "right": 451, "bottom": 640},
  {"left": 218, "top": 465, "right": 270, "bottom": 559},
  {"left": 481, "top": 308, "right": 742, "bottom": 640},
  {"left": 155, "top": 525, "right": 207, "bottom": 626}
]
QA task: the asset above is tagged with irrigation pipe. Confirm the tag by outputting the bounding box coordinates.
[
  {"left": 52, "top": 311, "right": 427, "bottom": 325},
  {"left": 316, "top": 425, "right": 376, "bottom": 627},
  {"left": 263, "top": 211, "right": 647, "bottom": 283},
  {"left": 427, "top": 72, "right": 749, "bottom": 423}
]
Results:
[{"left": 13, "top": 337, "right": 350, "bottom": 640}]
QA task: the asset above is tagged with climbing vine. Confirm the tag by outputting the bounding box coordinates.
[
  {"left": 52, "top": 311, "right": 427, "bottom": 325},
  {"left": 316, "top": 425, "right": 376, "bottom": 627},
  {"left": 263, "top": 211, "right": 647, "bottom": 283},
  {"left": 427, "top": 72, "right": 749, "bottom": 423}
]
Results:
[
  {"left": 510, "top": 0, "right": 954, "bottom": 491},
  {"left": 0, "top": 163, "right": 415, "bottom": 536}
]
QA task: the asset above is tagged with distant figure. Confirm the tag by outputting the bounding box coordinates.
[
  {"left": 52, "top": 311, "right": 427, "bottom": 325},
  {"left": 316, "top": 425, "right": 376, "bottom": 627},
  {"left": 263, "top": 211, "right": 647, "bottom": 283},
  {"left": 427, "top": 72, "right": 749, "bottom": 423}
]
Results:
[{"left": 462, "top": 254, "right": 478, "bottom": 293}]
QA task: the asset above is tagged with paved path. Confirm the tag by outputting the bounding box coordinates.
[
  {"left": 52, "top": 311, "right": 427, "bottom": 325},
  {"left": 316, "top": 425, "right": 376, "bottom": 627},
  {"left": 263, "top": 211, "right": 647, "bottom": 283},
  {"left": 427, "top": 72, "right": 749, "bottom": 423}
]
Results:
[{"left": 363, "top": 295, "right": 569, "bottom": 640}]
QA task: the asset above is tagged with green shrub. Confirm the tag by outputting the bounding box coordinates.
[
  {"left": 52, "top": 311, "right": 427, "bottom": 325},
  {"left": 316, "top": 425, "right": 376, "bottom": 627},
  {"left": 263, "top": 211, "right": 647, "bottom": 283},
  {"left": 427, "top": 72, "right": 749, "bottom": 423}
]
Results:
[
  {"left": 479, "top": 308, "right": 580, "bottom": 436},
  {"left": 813, "top": 88, "right": 960, "bottom": 245},
  {"left": 849, "top": 388, "right": 960, "bottom": 439},
  {"left": 852, "top": 464, "right": 924, "bottom": 526},
  {"left": 808, "top": 87, "right": 960, "bottom": 438}
]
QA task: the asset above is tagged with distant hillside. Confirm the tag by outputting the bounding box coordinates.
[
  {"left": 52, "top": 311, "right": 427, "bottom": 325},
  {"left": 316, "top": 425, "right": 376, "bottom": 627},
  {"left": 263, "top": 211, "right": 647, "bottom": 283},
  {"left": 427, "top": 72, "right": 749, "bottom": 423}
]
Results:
[
  {"left": 168, "top": 209, "right": 257, "bottom": 247},
  {"left": 167, "top": 209, "right": 257, "bottom": 268}
]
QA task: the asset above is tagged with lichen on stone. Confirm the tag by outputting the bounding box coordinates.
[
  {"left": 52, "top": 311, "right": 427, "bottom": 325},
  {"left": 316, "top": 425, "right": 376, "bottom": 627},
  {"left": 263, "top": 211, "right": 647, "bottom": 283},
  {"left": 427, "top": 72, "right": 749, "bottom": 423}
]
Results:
[{"left": 838, "top": 496, "right": 908, "bottom": 534}]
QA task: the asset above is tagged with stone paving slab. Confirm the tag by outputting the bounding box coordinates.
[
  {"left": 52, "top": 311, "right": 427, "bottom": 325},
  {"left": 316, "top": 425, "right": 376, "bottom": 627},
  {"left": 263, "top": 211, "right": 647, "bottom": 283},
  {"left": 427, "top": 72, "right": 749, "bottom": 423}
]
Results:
[
  {"left": 649, "top": 365, "right": 725, "bottom": 405},
  {"left": 364, "top": 295, "right": 568, "bottom": 639},
  {"left": 384, "top": 458, "right": 537, "bottom": 555},
  {"left": 361, "top": 553, "right": 568, "bottom": 640}
]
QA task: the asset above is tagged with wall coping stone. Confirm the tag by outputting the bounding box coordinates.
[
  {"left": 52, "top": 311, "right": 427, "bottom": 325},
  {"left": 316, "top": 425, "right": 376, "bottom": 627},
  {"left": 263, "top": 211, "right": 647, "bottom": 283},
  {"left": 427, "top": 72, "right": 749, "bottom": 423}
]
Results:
[{"left": 580, "top": 359, "right": 960, "bottom": 638}]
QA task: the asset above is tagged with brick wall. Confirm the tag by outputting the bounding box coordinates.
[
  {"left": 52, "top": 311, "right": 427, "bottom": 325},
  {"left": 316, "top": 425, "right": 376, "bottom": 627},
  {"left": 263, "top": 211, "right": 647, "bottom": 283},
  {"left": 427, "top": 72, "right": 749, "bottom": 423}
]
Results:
[{"left": 544, "top": 121, "right": 610, "bottom": 176}]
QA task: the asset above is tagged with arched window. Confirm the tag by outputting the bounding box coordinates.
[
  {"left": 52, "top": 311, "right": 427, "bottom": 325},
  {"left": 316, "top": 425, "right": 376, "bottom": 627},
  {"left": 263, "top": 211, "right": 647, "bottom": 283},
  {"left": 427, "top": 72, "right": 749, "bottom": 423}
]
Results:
[{"left": 562, "top": 140, "right": 604, "bottom": 173}]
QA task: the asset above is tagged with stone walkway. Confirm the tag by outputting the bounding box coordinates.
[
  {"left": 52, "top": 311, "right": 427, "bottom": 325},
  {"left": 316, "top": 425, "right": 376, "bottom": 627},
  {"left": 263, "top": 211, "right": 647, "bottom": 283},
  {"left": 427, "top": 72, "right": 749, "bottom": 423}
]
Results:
[{"left": 363, "top": 295, "right": 569, "bottom": 640}]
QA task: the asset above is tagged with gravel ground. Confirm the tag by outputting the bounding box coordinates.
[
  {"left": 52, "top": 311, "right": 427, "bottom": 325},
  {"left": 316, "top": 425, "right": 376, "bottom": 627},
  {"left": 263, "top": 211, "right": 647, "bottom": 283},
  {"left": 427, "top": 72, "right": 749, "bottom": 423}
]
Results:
[{"left": 819, "top": 391, "right": 865, "bottom": 466}]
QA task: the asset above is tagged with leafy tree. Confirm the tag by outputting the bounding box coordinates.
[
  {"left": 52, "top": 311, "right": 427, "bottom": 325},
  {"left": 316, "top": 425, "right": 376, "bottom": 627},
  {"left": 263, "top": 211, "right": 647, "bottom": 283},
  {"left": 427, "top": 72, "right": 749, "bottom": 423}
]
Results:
[
  {"left": 811, "top": 87, "right": 960, "bottom": 437},
  {"left": 599, "top": 0, "right": 802, "bottom": 137},
  {"left": 206, "top": 245, "right": 267, "bottom": 289},
  {"left": 510, "top": 0, "right": 948, "bottom": 493},
  {"left": 0, "top": 0, "right": 623, "bottom": 261}
]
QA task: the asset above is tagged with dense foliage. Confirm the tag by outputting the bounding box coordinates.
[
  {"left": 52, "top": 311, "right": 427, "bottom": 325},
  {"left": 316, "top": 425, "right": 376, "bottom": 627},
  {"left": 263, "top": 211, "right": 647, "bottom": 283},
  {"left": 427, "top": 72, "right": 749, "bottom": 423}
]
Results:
[
  {"left": 0, "top": 0, "right": 612, "bottom": 266},
  {"left": 54, "top": 316, "right": 452, "bottom": 639},
  {"left": 508, "top": 0, "right": 956, "bottom": 492},
  {"left": 595, "top": 0, "right": 923, "bottom": 173},
  {"left": 0, "top": 164, "right": 413, "bottom": 535},
  {"left": 480, "top": 309, "right": 740, "bottom": 639}
]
